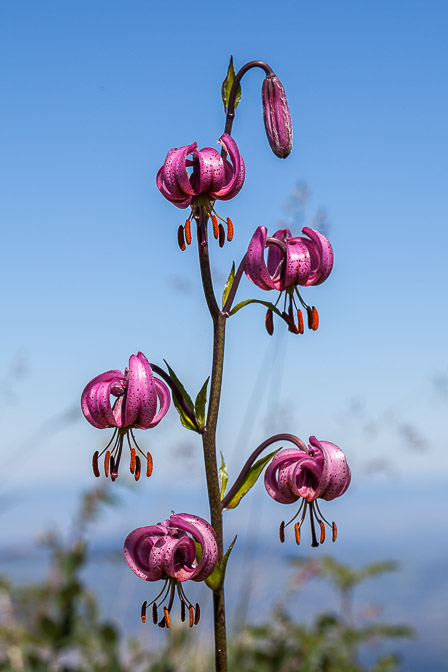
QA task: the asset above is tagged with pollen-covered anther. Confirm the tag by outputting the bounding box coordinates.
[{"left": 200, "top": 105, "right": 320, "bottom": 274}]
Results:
[
  {"left": 279, "top": 521, "right": 285, "bottom": 543},
  {"left": 92, "top": 451, "right": 100, "bottom": 478},
  {"left": 184, "top": 219, "right": 192, "bottom": 245},
  {"left": 218, "top": 223, "right": 225, "bottom": 248},
  {"left": 141, "top": 601, "right": 147, "bottom": 623},
  {"left": 332, "top": 522, "right": 337, "bottom": 542},
  {"left": 297, "top": 309, "right": 304, "bottom": 334},
  {"left": 134, "top": 455, "right": 141, "bottom": 481},
  {"left": 164, "top": 608, "right": 170, "bottom": 628},
  {"left": 265, "top": 309, "right": 274, "bottom": 335},
  {"left": 211, "top": 214, "right": 219, "bottom": 239},
  {"left": 307, "top": 306, "right": 319, "bottom": 331},
  {"left": 104, "top": 451, "right": 111, "bottom": 478},
  {"left": 226, "top": 217, "right": 234, "bottom": 242},
  {"left": 146, "top": 452, "right": 153, "bottom": 477},
  {"left": 319, "top": 521, "right": 326, "bottom": 544},
  {"left": 177, "top": 224, "right": 186, "bottom": 251},
  {"left": 129, "top": 448, "right": 136, "bottom": 474},
  {"left": 189, "top": 606, "right": 194, "bottom": 628},
  {"left": 294, "top": 523, "right": 301, "bottom": 545}
]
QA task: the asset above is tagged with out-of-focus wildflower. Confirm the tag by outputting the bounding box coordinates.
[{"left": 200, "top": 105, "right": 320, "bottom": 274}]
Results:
[
  {"left": 81, "top": 352, "right": 170, "bottom": 481},
  {"left": 156, "top": 133, "right": 244, "bottom": 248},
  {"left": 264, "top": 436, "right": 351, "bottom": 547},
  {"left": 124, "top": 513, "right": 218, "bottom": 628},
  {"left": 262, "top": 75, "right": 293, "bottom": 158},
  {"left": 245, "top": 226, "right": 333, "bottom": 334}
]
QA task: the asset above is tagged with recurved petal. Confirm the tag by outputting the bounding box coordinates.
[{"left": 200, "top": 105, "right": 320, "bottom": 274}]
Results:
[
  {"left": 245, "top": 227, "right": 278, "bottom": 291},
  {"left": 161, "top": 534, "right": 197, "bottom": 582},
  {"left": 301, "top": 228, "right": 334, "bottom": 286},
  {"left": 156, "top": 166, "right": 192, "bottom": 208},
  {"left": 212, "top": 134, "right": 245, "bottom": 200},
  {"left": 123, "top": 524, "right": 170, "bottom": 581},
  {"left": 142, "top": 378, "right": 171, "bottom": 429},
  {"left": 264, "top": 448, "right": 307, "bottom": 503},
  {"left": 287, "top": 453, "right": 325, "bottom": 501},
  {"left": 169, "top": 513, "right": 218, "bottom": 582},
  {"left": 161, "top": 144, "right": 197, "bottom": 198},
  {"left": 309, "top": 437, "right": 351, "bottom": 501},
  {"left": 81, "top": 370, "right": 124, "bottom": 429},
  {"left": 124, "top": 353, "right": 158, "bottom": 428},
  {"left": 191, "top": 147, "right": 225, "bottom": 194}
]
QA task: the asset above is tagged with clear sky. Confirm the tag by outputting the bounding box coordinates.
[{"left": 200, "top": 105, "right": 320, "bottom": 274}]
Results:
[{"left": 1, "top": 1, "right": 447, "bottom": 668}]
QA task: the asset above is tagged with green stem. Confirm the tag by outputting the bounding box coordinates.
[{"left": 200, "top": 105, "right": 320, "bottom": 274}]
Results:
[{"left": 197, "top": 206, "right": 228, "bottom": 672}]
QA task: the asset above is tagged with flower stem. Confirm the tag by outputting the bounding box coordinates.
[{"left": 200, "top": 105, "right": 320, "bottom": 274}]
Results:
[
  {"left": 224, "top": 60, "right": 275, "bottom": 138},
  {"left": 197, "top": 206, "right": 228, "bottom": 672}
]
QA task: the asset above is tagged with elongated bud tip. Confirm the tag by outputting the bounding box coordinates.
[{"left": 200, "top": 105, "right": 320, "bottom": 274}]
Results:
[{"left": 262, "top": 75, "right": 293, "bottom": 159}]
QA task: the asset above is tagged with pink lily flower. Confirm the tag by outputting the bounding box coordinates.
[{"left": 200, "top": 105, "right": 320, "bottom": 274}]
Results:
[
  {"left": 81, "top": 352, "right": 170, "bottom": 481},
  {"left": 265, "top": 436, "right": 351, "bottom": 547},
  {"left": 156, "top": 133, "right": 245, "bottom": 249},
  {"left": 124, "top": 513, "right": 218, "bottom": 628},
  {"left": 245, "top": 226, "right": 333, "bottom": 334}
]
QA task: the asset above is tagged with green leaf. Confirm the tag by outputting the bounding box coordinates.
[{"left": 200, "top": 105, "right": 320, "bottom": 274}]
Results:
[
  {"left": 222, "top": 261, "right": 235, "bottom": 308},
  {"left": 205, "top": 535, "right": 237, "bottom": 590},
  {"left": 219, "top": 452, "right": 228, "bottom": 499},
  {"left": 221, "top": 55, "right": 241, "bottom": 112},
  {"left": 163, "top": 360, "right": 197, "bottom": 432},
  {"left": 229, "top": 298, "right": 284, "bottom": 318},
  {"left": 194, "top": 377, "right": 209, "bottom": 430},
  {"left": 224, "top": 449, "right": 280, "bottom": 510}
]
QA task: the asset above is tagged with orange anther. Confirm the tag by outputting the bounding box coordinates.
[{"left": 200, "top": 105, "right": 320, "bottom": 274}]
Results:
[
  {"left": 294, "top": 523, "right": 301, "bottom": 545},
  {"left": 134, "top": 455, "right": 141, "bottom": 481},
  {"left": 92, "top": 451, "right": 100, "bottom": 478},
  {"left": 104, "top": 451, "right": 111, "bottom": 478},
  {"left": 279, "top": 521, "right": 285, "bottom": 543},
  {"left": 265, "top": 309, "right": 274, "bottom": 335},
  {"left": 297, "top": 309, "right": 304, "bottom": 334},
  {"left": 212, "top": 214, "right": 219, "bottom": 239},
  {"left": 218, "top": 223, "right": 225, "bottom": 248},
  {"left": 146, "top": 452, "right": 153, "bottom": 477},
  {"left": 164, "top": 608, "right": 170, "bottom": 628},
  {"left": 141, "top": 601, "right": 147, "bottom": 623},
  {"left": 184, "top": 219, "right": 192, "bottom": 245},
  {"left": 189, "top": 605, "right": 194, "bottom": 628},
  {"left": 319, "top": 521, "right": 326, "bottom": 544},
  {"left": 177, "top": 225, "right": 186, "bottom": 251},
  {"left": 307, "top": 306, "right": 319, "bottom": 331},
  {"left": 226, "top": 217, "right": 234, "bottom": 242},
  {"left": 332, "top": 522, "right": 337, "bottom": 542},
  {"left": 130, "top": 448, "right": 136, "bottom": 474}
]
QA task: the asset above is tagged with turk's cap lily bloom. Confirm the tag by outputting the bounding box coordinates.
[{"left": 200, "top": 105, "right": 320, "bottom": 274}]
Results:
[
  {"left": 124, "top": 513, "right": 218, "bottom": 628},
  {"left": 264, "top": 436, "right": 351, "bottom": 547},
  {"left": 81, "top": 352, "right": 170, "bottom": 481},
  {"left": 157, "top": 133, "right": 244, "bottom": 250},
  {"left": 245, "top": 226, "right": 334, "bottom": 335},
  {"left": 262, "top": 75, "right": 293, "bottom": 159}
]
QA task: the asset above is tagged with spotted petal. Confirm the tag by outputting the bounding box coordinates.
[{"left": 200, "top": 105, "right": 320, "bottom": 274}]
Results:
[
  {"left": 124, "top": 352, "right": 158, "bottom": 428},
  {"left": 81, "top": 369, "right": 124, "bottom": 429},
  {"left": 212, "top": 134, "right": 245, "bottom": 200},
  {"left": 301, "top": 228, "right": 334, "bottom": 286},
  {"left": 245, "top": 227, "right": 278, "bottom": 291}
]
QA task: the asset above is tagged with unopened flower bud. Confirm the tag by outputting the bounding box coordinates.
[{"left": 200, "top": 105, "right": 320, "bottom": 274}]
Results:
[{"left": 262, "top": 75, "right": 293, "bottom": 159}]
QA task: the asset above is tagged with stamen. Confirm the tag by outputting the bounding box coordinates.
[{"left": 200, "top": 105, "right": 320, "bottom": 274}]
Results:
[
  {"left": 130, "top": 448, "right": 136, "bottom": 474},
  {"left": 134, "top": 455, "right": 141, "bottom": 481},
  {"left": 104, "top": 451, "right": 111, "bottom": 478},
  {"left": 282, "top": 311, "right": 299, "bottom": 333},
  {"left": 184, "top": 219, "right": 192, "bottom": 245},
  {"left": 218, "top": 223, "right": 225, "bottom": 248},
  {"left": 180, "top": 600, "right": 186, "bottom": 622},
  {"left": 92, "top": 451, "right": 100, "bottom": 478},
  {"left": 177, "top": 224, "right": 186, "bottom": 251},
  {"left": 332, "top": 522, "right": 337, "bottom": 542},
  {"left": 309, "top": 502, "right": 320, "bottom": 547},
  {"left": 189, "top": 606, "right": 194, "bottom": 628},
  {"left": 152, "top": 603, "right": 158, "bottom": 624},
  {"left": 194, "top": 603, "right": 200, "bottom": 625},
  {"left": 110, "top": 454, "right": 118, "bottom": 481},
  {"left": 164, "top": 607, "right": 170, "bottom": 628},
  {"left": 211, "top": 214, "right": 219, "bottom": 239},
  {"left": 226, "top": 217, "right": 234, "bottom": 242},
  {"left": 146, "top": 452, "right": 153, "bottom": 477},
  {"left": 279, "top": 521, "right": 285, "bottom": 543},
  {"left": 319, "top": 521, "right": 326, "bottom": 544},
  {"left": 265, "top": 309, "right": 274, "bottom": 335},
  {"left": 297, "top": 309, "right": 304, "bottom": 334},
  {"left": 307, "top": 306, "right": 319, "bottom": 331},
  {"left": 294, "top": 522, "right": 301, "bottom": 545},
  {"left": 141, "top": 601, "right": 147, "bottom": 623}
]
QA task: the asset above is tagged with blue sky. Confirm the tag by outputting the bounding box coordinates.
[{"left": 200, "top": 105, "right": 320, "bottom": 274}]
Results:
[{"left": 1, "top": 0, "right": 448, "bottom": 668}]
